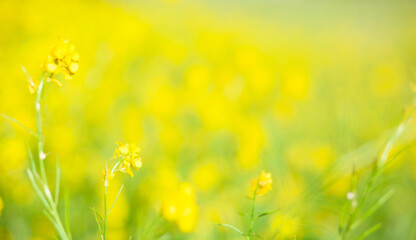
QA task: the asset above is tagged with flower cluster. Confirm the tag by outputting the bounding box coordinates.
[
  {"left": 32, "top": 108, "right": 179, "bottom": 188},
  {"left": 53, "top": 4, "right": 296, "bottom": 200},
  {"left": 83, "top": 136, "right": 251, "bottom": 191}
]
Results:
[
  {"left": 113, "top": 142, "right": 142, "bottom": 177},
  {"left": 250, "top": 170, "right": 272, "bottom": 196},
  {"left": 162, "top": 182, "right": 198, "bottom": 233},
  {"left": 43, "top": 39, "right": 79, "bottom": 86}
]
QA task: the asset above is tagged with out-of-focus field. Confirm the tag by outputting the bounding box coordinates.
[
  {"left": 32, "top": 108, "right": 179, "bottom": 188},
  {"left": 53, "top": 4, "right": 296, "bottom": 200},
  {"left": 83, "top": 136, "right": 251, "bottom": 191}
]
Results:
[{"left": 1, "top": 0, "right": 416, "bottom": 239}]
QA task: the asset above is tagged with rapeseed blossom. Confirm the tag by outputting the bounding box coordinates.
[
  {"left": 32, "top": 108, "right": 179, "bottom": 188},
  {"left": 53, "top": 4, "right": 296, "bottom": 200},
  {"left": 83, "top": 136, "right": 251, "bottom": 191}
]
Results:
[
  {"left": 43, "top": 39, "right": 79, "bottom": 85},
  {"left": 113, "top": 142, "right": 142, "bottom": 177},
  {"left": 251, "top": 170, "right": 272, "bottom": 196}
]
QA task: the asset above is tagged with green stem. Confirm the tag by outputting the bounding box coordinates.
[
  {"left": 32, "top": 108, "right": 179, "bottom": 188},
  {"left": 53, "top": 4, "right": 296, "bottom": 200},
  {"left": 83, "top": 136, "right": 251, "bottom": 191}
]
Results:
[
  {"left": 51, "top": 206, "right": 70, "bottom": 240},
  {"left": 103, "top": 181, "right": 108, "bottom": 240},
  {"left": 339, "top": 109, "right": 414, "bottom": 240},
  {"left": 36, "top": 73, "right": 47, "bottom": 183},
  {"left": 35, "top": 72, "right": 70, "bottom": 240},
  {"left": 247, "top": 180, "right": 259, "bottom": 240}
]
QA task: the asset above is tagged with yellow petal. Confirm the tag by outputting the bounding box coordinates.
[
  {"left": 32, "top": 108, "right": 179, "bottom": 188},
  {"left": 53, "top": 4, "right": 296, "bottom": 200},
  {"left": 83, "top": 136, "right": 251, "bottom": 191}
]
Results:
[
  {"left": 49, "top": 78, "right": 62, "bottom": 87},
  {"left": 119, "top": 146, "right": 129, "bottom": 154},
  {"left": 126, "top": 167, "right": 134, "bottom": 177},
  {"left": 69, "top": 62, "right": 79, "bottom": 73},
  {"left": 132, "top": 159, "right": 142, "bottom": 169},
  {"left": 46, "top": 63, "right": 57, "bottom": 73}
]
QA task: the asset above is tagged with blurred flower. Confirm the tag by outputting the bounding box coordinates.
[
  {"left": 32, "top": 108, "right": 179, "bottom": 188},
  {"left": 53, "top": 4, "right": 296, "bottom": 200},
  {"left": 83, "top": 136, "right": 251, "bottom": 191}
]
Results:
[
  {"left": 269, "top": 213, "right": 300, "bottom": 239},
  {"left": 162, "top": 182, "right": 198, "bottom": 233},
  {"left": 43, "top": 39, "right": 79, "bottom": 85},
  {"left": 192, "top": 162, "right": 220, "bottom": 191},
  {"left": 251, "top": 170, "right": 272, "bottom": 196},
  {"left": 113, "top": 142, "right": 142, "bottom": 177}
]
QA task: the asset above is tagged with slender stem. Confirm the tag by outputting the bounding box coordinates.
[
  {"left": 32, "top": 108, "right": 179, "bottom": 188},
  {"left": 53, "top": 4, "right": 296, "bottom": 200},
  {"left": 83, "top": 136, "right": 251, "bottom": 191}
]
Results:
[
  {"left": 248, "top": 180, "right": 259, "bottom": 240},
  {"left": 34, "top": 72, "right": 71, "bottom": 240},
  {"left": 36, "top": 73, "right": 47, "bottom": 183},
  {"left": 51, "top": 206, "right": 70, "bottom": 240},
  {"left": 103, "top": 182, "right": 108, "bottom": 240}
]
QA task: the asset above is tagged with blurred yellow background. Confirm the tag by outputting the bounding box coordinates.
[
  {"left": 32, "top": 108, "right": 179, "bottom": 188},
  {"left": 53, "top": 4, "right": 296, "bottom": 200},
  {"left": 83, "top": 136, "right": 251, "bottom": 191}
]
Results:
[{"left": 1, "top": 0, "right": 416, "bottom": 239}]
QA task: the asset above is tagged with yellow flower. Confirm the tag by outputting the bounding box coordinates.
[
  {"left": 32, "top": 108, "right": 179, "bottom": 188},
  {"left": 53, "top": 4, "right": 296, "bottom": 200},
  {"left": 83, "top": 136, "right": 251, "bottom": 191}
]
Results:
[
  {"left": 250, "top": 170, "right": 272, "bottom": 196},
  {"left": 113, "top": 142, "right": 142, "bottom": 177},
  {"left": 43, "top": 39, "right": 79, "bottom": 85},
  {"left": 161, "top": 182, "right": 198, "bottom": 233}
]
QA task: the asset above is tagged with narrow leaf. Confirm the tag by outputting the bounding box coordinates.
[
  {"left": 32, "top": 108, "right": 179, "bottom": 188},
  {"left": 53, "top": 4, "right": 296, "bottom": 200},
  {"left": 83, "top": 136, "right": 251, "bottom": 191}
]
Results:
[
  {"left": 107, "top": 184, "right": 124, "bottom": 215},
  {"left": 27, "top": 169, "right": 52, "bottom": 211},
  {"left": 354, "top": 223, "right": 382, "bottom": 240},
  {"left": 255, "top": 209, "right": 280, "bottom": 220},
  {"left": 43, "top": 210, "right": 59, "bottom": 232},
  {"left": 90, "top": 207, "right": 104, "bottom": 223},
  {"left": 26, "top": 144, "right": 37, "bottom": 174},
  {"left": 214, "top": 223, "right": 245, "bottom": 235},
  {"left": 351, "top": 189, "right": 394, "bottom": 230},
  {"left": 64, "top": 190, "right": 72, "bottom": 239},
  {"left": 55, "top": 156, "right": 61, "bottom": 206},
  {"left": 92, "top": 208, "right": 103, "bottom": 238},
  {"left": 252, "top": 233, "right": 264, "bottom": 239},
  {"left": 1, "top": 113, "right": 37, "bottom": 136}
]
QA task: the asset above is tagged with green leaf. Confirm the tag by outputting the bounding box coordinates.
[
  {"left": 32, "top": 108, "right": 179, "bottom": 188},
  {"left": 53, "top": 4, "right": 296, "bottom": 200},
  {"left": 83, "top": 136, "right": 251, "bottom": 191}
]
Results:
[
  {"left": 1, "top": 113, "right": 38, "bottom": 136},
  {"left": 354, "top": 223, "right": 381, "bottom": 240},
  {"left": 21, "top": 66, "right": 34, "bottom": 84},
  {"left": 252, "top": 233, "right": 264, "bottom": 239},
  {"left": 27, "top": 169, "right": 52, "bottom": 211},
  {"left": 91, "top": 207, "right": 103, "bottom": 238},
  {"left": 255, "top": 209, "right": 280, "bottom": 220},
  {"left": 65, "top": 190, "right": 72, "bottom": 239},
  {"left": 214, "top": 223, "right": 245, "bottom": 235},
  {"left": 26, "top": 144, "right": 37, "bottom": 174},
  {"left": 43, "top": 209, "right": 58, "bottom": 226},
  {"left": 351, "top": 189, "right": 394, "bottom": 230},
  {"left": 107, "top": 184, "right": 124, "bottom": 214}
]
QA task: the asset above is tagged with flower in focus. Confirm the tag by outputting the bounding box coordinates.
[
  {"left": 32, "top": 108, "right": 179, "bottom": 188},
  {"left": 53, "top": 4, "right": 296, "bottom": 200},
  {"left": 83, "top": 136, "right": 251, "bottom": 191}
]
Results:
[
  {"left": 251, "top": 170, "right": 272, "bottom": 196},
  {"left": 43, "top": 39, "right": 79, "bottom": 86},
  {"left": 113, "top": 142, "right": 142, "bottom": 177},
  {"left": 162, "top": 182, "right": 198, "bottom": 233}
]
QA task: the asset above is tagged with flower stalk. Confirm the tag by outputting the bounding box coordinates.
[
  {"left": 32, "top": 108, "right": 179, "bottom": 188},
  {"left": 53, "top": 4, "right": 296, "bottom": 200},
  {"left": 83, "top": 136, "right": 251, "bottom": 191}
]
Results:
[
  {"left": 36, "top": 73, "right": 47, "bottom": 183},
  {"left": 247, "top": 179, "right": 259, "bottom": 240},
  {"left": 95, "top": 143, "right": 141, "bottom": 240},
  {"left": 103, "top": 177, "right": 108, "bottom": 240},
  {"left": 23, "top": 40, "right": 79, "bottom": 240}
]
